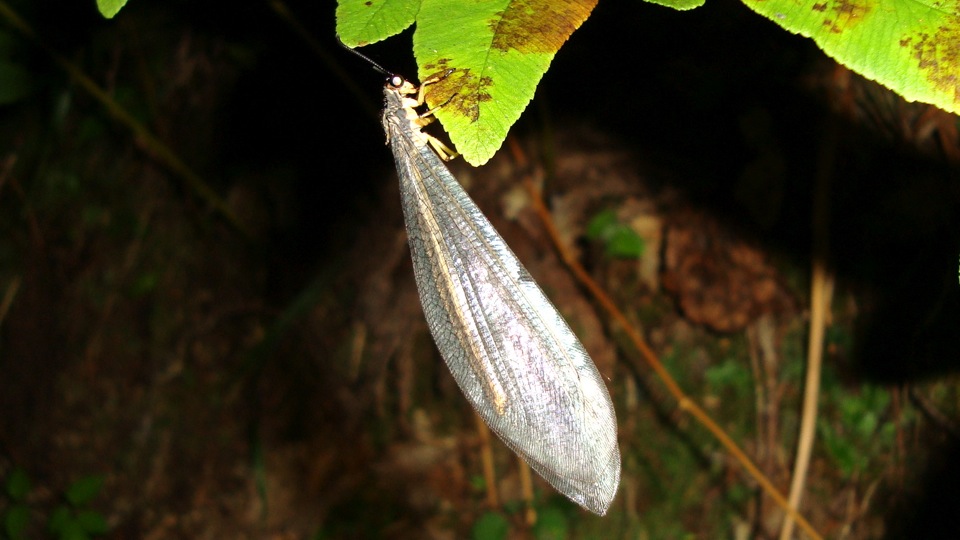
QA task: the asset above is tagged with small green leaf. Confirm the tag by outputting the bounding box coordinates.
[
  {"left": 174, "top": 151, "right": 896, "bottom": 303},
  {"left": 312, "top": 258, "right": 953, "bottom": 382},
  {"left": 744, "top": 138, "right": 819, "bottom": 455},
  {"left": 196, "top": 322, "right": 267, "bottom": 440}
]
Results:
[
  {"left": 742, "top": 0, "right": 960, "bottom": 115},
  {"left": 856, "top": 411, "right": 879, "bottom": 437},
  {"left": 5, "top": 468, "right": 31, "bottom": 501},
  {"left": 56, "top": 518, "right": 89, "bottom": 540},
  {"left": 336, "top": 0, "right": 419, "bottom": 46},
  {"left": 468, "top": 474, "right": 487, "bottom": 491},
  {"left": 96, "top": 0, "right": 128, "bottom": 19},
  {"left": 819, "top": 419, "right": 865, "bottom": 478},
  {"left": 586, "top": 210, "right": 644, "bottom": 258},
  {"left": 705, "top": 358, "right": 751, "bottom": 391},
  {"left": 48, "top": 507, "right": 71, "bottom": 533},
  {"left": 65, "top": 476, "right": 104, "bottom": 507},
  {"left": 645, "top": 0, "right": 706, "bottom": 9},
  {"left": 415, "top": 0, "right": 598, "bottom": 165},
  {"left": 75, "top": 510, "right": 108, "bottom": 535},
  {"left": 3, "top": 504, "right": 30, "bottom": 539},
  {"left": 586, "top": 209, "right": 618, "bottom": 240},
  {"left": 531, "top": 505, "right": 569, "bottom": 540},
  {"left": 471, "top": 511, "right": 509, "bottom": 540},
  {"left": 606, "top": 227, "right": 645, "bottom": 259}
]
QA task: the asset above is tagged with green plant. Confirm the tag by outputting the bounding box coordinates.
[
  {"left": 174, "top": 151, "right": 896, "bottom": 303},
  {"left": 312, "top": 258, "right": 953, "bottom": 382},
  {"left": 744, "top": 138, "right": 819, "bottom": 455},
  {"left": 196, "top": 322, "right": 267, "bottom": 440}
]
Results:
[
  {"left": 586, "top": 209, "right": 645, "bottom": 259},
  {"left": 471, "top": 511, "right": 509, "bottom": 540},
  {"left": 3, "top": 468, "right": 30, "bottom": 540},
  {"left": 47, "top": 476, "right": 109, "bottom": 540},
  {"left": 1, "top": 470, "right": 108, "bottom": 540},
  {"left": 95, "top": 0, "right": 127, "bottom": 19},
  {"left": 531, "top": 505, "right": 569, "bottom": 540},
  {"left": 328, "top": 0, "right": 959, "bottom": 166},
  {"left": 704, "top": 355, "right": 753, "bottom": 411},
  {"left": 819, "top": 384, "right": 898, "bottom": 479}
]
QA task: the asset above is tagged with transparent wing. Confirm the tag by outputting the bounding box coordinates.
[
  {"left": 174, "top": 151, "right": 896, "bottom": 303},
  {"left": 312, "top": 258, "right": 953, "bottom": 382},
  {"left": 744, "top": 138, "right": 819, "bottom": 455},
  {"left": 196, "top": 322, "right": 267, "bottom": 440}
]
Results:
[{"left": 388, "top": 121, "right": 620, "bottom": 515}]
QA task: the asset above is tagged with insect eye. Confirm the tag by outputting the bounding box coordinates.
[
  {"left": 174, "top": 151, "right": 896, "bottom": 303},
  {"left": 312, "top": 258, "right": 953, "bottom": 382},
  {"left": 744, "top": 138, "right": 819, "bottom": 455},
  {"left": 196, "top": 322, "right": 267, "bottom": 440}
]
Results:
[{"left": 389, "top": 75, "right": 404, "bottom": 88}]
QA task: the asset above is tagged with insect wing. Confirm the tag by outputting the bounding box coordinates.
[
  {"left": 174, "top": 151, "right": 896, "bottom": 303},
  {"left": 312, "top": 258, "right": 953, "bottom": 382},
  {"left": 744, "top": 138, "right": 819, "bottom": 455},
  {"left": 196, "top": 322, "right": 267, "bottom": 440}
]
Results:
[{"left": 387, "top": 119, "right": 621, "bottom": 514}]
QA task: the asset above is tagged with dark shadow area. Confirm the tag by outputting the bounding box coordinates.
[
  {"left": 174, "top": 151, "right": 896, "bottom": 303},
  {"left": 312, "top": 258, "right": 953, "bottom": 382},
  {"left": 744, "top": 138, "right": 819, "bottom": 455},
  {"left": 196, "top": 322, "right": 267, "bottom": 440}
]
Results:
[
  {"left": 540, "top": 0, "right": 960, "bottom": 383},
  {"left": 883, "top": 433, "right": 960, "bottom": 539}
]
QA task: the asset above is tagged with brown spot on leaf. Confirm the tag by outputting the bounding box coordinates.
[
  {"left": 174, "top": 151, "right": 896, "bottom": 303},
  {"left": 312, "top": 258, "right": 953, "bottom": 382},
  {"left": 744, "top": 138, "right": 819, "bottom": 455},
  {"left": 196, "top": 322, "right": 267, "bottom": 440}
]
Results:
[
  {"left": 910, "top": 21, "right": 960, "bottom": 105},
  {"left": 488, "top": 0, "right": 597, "bottom": 54},
  {"left": 423, "top": 68, "right": 493, "bottom": 123},
  {"left": 816, "top": 0, "right": 871, "bottom": 34},
  {"left": 422, "top": 58, "right": 451, "bottom": 72}
]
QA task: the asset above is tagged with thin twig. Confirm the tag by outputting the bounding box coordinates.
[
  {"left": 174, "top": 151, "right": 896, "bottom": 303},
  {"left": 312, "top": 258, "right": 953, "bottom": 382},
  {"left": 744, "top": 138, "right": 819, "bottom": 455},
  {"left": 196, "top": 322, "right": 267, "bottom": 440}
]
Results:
[
  {"left": 0, "top": 1, "right": 251, "bottom": 238},
  {"left": 522, "top": 177, "right": 823, "bottom": 540},
  {"left": 780, "top": 259, "right": 832, "bottom": 540},
  {"left": 517, "top": 454, "right": 536, "bottom": 525},
  {"left": 780, "top": 89, "right": 840, "bottom": 540},
  {"left": 473, "top": 412, "right": 500, "bottom": 509},
  {"left": 909, "top": 388, "right": 960, "bottom": 442}
]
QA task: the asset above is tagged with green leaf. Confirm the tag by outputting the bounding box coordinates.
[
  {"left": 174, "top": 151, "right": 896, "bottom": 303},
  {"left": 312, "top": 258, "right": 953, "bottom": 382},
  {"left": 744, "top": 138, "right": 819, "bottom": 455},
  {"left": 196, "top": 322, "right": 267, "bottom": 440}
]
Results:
[
  {"left": 5, "top": 468, "right": 31, "bottom": 501},
  {"left": 705, "top": 358, "right": 751, "bottom": 391},
  {"left": 96, "top": 0, "right": 128, "bottom": 19},
  {"left": 337, "top": 0, "right": 597, "bottom": 165},
  {"left": 586, "top": 209, "right": 618, "bottom": 240},
  {"left": 531, "top": 505, "right": 569, "bottom": 540},
  {"left": 585, "top": 209, "right": 645, "bottom": 258},
  {"left": 56, "top": 518, "right": 89, "bottom": 540},
  {"left": 471, "top": 511, "right": 509, "bottom": 540},
  {"left": 75, "top": 510, "right": 108, "bottom": 535},
  {"left": 606, "top": 227, "right": 645, "bottom": 258},
  {"left": 645, "top": 0, "right": 706, "bottom": 9},
  {"left": 819, "top": 418, "right": 867, "bottom": 478},
  {"left": 336, "top": 0, "right": 420, "bottom": 46},
  {"left": 48, "top": 507, "right": 71, "bottom": 533},
  {"left": 415, "top": 0, "right": 598, "bottom": 165},
  {"left": 65, "top": 476, "right": 104, "bottom": 507},
  {"left": 3, "top": 504, "right": 30, "bottom": 540},
  {"left": 742, "top": 0, "right": 960, "bottom": 115}
]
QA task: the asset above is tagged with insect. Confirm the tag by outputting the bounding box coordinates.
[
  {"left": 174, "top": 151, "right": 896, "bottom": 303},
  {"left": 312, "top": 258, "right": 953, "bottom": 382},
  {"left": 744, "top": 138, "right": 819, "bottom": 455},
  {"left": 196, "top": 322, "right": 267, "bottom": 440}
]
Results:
[{"left": 342, "top": 42, "right": 621, "bottom": 515}]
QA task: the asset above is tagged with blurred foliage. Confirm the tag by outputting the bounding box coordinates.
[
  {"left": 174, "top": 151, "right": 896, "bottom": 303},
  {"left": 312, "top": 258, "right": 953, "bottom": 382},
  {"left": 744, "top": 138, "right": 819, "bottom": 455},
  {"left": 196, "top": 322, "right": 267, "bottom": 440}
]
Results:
[
  {"left": 1, "top": 469, "right": 107, "bottom": 540},
  {"left": 586, "top": 209, "right": 645, "bottom": 259},
  {"left": 471, "top": 511, "right": 509, "bottom": 540}
]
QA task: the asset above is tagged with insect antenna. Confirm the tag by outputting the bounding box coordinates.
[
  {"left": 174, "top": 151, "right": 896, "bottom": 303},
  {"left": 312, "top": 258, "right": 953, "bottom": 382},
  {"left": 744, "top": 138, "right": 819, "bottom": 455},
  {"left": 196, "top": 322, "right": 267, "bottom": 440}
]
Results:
[{"left": 336, "top": 35, "right": 392, "bottom": 77}]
